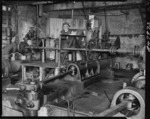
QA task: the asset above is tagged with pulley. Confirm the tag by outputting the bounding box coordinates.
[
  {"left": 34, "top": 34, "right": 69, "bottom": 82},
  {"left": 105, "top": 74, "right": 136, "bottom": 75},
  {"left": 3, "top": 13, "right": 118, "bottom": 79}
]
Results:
[
  {"left": 18, "top": 42, "right": 30, "bottom": 55},
  {"left": 131, "top": 70, "right": 145, "bottom": 89},
  {"left": 111, "top": 87, "right": 145, "bottom": 119}
]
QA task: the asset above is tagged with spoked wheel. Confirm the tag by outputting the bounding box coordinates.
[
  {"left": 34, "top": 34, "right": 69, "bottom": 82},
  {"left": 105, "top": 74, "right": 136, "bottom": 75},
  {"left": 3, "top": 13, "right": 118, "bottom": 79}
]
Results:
[{"left": 111, "top": 87, "right": 145, "bottom": 119}]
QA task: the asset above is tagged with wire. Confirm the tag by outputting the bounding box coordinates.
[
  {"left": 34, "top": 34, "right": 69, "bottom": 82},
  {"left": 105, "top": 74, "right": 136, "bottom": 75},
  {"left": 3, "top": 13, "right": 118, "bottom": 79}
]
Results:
[
  {"left": 81, "top": 1, "right": 88, "bottom": 20},
  {"left": 104, "top": 90, "right": 111, "bottom": 103}
]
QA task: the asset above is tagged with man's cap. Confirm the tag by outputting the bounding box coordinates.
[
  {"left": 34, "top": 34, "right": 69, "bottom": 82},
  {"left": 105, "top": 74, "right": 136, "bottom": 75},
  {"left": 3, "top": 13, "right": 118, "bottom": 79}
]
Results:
[{"left": 62, "top": 22, "right": 70, "bottom": 27}]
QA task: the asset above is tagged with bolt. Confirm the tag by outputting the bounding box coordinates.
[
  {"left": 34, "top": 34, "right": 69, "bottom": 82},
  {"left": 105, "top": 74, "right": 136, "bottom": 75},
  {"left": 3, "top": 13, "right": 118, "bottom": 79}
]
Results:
[
  {"left": 27, "top": 101, "right": 34, "bottom": 108},
  {"left": 20, "top": 85, "right": 26, "bottom": 90}
]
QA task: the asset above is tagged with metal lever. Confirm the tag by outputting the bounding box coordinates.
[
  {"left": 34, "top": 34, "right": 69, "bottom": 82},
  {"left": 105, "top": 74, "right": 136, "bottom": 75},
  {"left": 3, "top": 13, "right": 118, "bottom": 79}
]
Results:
[
  {"left": 42, "top": 70, "right": 72, "bottom": 85},
  {"left": 5, "top": 87, "right": 20, "bottom": 91}
]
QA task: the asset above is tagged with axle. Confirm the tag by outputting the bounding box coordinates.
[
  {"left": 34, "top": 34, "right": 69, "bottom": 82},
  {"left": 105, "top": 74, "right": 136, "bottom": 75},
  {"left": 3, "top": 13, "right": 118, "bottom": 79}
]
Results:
[{"left": 26, "top": 46, "right": 144, "bottom": 57}]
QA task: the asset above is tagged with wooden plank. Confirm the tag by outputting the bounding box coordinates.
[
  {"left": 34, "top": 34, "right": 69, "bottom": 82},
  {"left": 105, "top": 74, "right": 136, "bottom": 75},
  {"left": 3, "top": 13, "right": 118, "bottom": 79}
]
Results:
[{"left": 94, "top": 101, "right": 128, "bottom": 117}]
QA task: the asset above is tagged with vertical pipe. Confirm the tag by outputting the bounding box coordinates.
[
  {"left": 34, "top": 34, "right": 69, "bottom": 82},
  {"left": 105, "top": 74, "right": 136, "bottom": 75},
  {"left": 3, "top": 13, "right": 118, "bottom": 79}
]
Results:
[
  {"left": 104, "top": 2, "right": 109, "bottom": 40},
  {"left": 22, "top": 65, "right": 26, "bottom": 82},
  {"left": 6, "top": 6, "right": 9, "bottom": 44},
  {"left": 72, "top": 9, "right": 74, "bottom": 22},
  {"left": 72, "top": 39, "right": 76, "bottom": 62},
  {"left": 9, "top": 6, "right": 12, "bottom": 44},
  {"left": 39, "top": 67, "right": 43, "bottom": 81},
  {"left": 71, "top": 2, "right": 74, "bottom": 28},
  {"left": 36, "top": 5, "right": 38, "bottom": 43},
  {"left": 42, "top": 39, "right": 45, "bottom": 63},
  {"left": 43, "top": 95, "right": 47, "bottom": 105},
  {"left": 16, "top": 2, "right": 19, "bottom": 42},
  {"left": 71, "top": 2, "right": 76, "bottom": 62},
  {"left": 58, "top": 35, "right": 61, "bottom": 66},
  {"left": 72, "top": 9, "right": 74, "bottom": 30},
  {"left": 39, "top": 4, "right": 43, "bottom": 17}
]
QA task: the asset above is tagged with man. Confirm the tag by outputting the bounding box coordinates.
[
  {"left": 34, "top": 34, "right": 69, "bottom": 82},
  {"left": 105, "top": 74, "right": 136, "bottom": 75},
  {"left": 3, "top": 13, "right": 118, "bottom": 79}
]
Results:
[
  {"left": 60, "top": 22, "right": 73, "bottom": 63},
  {"left": 86, "top": 15, "right": 102, "bottom": 60},
  {"left": 2, "top": 38, "right": 19, "bottom": 77},
  {"left": 61, "top": 22, "right": 72, "bottom": 35}
]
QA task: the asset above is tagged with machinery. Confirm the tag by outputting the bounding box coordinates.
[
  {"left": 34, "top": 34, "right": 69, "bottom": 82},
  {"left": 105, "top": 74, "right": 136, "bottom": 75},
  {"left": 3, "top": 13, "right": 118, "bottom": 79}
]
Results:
[{"left": 2, "top": 15, "right": 145, "bottom": 118}]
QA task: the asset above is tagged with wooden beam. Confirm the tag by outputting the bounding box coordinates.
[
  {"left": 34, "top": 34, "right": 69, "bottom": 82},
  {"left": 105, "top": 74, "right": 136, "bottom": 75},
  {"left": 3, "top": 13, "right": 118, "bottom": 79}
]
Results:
[
  {"left": 43, "top": 1, "right": 143, "bottom": 12},
  {"left": 2, "top": 1, "right": 37, "bottom": 5}
]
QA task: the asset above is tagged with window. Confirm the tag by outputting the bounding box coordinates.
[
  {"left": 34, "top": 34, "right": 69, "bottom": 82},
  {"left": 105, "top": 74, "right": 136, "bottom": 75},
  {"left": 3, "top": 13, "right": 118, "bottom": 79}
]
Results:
[{"left": 2, "top": 6, "right": 11, "bottom": 11}]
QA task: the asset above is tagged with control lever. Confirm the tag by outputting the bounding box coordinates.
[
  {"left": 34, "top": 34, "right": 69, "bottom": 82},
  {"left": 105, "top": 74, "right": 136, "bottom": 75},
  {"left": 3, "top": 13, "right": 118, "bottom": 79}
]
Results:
[{"left": 5, "top": 87, "right": 20, "bottom": 91}]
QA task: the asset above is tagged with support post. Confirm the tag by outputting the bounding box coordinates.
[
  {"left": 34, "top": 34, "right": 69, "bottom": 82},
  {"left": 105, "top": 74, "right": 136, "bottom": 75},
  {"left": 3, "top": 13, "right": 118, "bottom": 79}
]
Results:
[
  {"left": 22, "top": 65, "right": 26, "bottom": 81},
  {"left": 58, "top": 35, "right": 61, "bottom": 66},
  {"left": 42, "top": 39, "right": 45, "bottom": 63},
  {"left": 39, "top": 67, "right": 45, "bottom": 81}
]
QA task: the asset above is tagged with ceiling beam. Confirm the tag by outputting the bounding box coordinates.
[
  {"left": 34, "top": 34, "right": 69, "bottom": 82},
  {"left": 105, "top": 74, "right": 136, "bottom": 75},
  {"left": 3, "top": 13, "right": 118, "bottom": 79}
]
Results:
[
  {"left": 2, "top": 1, "right": 35, "bottom": 5},
  {"left": 43, "top": 1, "right": 144, "bottom": 12},
  {"left": 2, "top": 1, "right": 53, "bottom": 5},
  {"left": 90, "top": 3, "right": 145, "bottom": 13}
]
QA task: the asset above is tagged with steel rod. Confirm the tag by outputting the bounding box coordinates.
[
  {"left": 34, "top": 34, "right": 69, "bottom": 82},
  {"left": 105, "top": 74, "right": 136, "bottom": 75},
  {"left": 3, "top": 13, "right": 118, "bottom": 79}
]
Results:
[
  {"left": 26, "top": 47, "right": 131, "bottom": 53},
  {"left": 94, "top": 100, "right": 129, "bottom": 117},
  {"left": 26, "top": 46, "right": 59, "bottom": 50},
  {"left": 42, "top": 70, "right": 72, "bottom": 84},
  {"left": 58, "top": 35, "right": 62, "bottom": 66},
  {"left": 42, "top": 39, "right": 45, "bottom": 63},
  {"left": 26, "top": 46, "right": 143, "bottom": 56}
]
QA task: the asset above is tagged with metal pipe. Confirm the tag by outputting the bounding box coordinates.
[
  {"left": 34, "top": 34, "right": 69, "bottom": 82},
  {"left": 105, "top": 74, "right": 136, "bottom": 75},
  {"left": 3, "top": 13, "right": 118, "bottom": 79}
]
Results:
[
  {"left": 26, "top": 46, "right": 144, "bottom": 57},
  {"left": 26, "top": 47, "right": 130, "bottom": 53},
  {"left": 81, "top": 73, "right": 101, "bottom": 81},
  {"left": 36, "top": 5, "right": 38, "bottom": 43},
  {"left": 42, "top": 70, "right": 72, "bottom": 84},
  {"left": 58, "top": 36, "right": 61, "bottom": 66},
  {"left": 26, "top": 46, "right": 59, "bottom": 50},
  {"left": 104, "top": 2, "right": 109, "bottom": 40},
  {"left": 16, "top": 2, "right": 18, "bottom": 41},
  {"left": 94, "top": 100, "right": 129, "bottom": 117},
  {"left": 62, "top": 48, "right": 128, "bottom": 53},
  {"left": 42, "top": 39, "right": 45, "bottom": 63}
]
